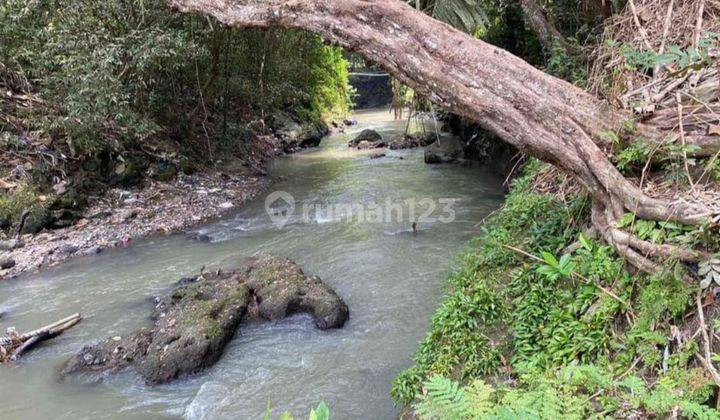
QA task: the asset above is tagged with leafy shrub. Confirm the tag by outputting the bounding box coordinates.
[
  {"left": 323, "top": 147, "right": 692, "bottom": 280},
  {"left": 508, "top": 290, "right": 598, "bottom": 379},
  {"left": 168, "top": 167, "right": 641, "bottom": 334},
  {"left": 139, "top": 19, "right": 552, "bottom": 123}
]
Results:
[
  {"left": 413, "top": 366, "right": 717, "bottom": 420},
  {"left": 0, "top": 185, "right": 43, "bottom": 226},
  {"left": 393, "top": 160, "right": 717, "bottom": 418}
]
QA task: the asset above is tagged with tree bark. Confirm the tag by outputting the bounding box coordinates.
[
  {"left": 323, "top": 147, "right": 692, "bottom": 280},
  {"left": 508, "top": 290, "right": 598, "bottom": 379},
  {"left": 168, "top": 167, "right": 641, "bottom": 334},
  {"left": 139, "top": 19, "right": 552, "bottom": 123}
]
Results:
[
  {"left": 519, "top": 0, "right": 573, "bottom": 51},
  {"left": 169, "top": 0, "right": 718, "bottom": 271}
]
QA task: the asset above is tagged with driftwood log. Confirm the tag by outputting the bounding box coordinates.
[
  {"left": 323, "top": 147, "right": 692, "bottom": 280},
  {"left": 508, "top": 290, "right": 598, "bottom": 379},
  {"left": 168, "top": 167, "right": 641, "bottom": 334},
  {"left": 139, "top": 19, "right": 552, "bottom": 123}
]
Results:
[{"left": 0, "top": 313, "right": 81, "bottom": 362}]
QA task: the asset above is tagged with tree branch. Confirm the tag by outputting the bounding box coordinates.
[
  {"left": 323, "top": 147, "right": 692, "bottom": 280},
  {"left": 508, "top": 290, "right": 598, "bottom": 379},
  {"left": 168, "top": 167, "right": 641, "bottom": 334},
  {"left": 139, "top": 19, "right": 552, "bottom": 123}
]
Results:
[{"left": 169, "top": 0, "right": 717, "bottom": 231}]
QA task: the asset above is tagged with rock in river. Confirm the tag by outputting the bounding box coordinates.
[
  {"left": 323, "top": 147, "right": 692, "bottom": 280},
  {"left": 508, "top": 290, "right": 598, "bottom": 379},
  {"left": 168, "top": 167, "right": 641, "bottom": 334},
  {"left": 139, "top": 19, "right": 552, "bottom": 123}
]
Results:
[
  {"left": 61, "top": 255, "right": 348, "bottom": 384},
  {"left": 424, "top": 137, "right": 465, "bottom": 164},
  {"left": 270, "top": 112, "right": 329, "bottom": 152},
  {"left": 348, "top": 129, "right": 384, "bottom": 149},
  {"left": 388, "top": 132, "right": 436, "bottom": 150},
  {"left": 243, "top": 255, "right": 349, "bottom": 330}
]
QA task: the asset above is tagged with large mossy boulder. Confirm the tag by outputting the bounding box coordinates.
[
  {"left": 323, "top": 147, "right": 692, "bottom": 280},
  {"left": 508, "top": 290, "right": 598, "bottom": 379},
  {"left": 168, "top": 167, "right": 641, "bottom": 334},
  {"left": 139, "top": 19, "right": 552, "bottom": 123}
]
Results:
[
  {"left": 243, "top": 255, "right": 349, "bottom": 329},
  {"left": 147, "top": 159, "right": 178, "bottom": 182},
  {"left": 298, "top": 120, "right": 329, "bottom": 149},
  {"left": 61, "top": 255, "right": 348, "bottom": 384},
  {"left": 61, "top": 273, "right": 251, "bottom": 383},
  {"left": 103, "top": 155, "right": 148, "bottom": 187},
  {"left": 49, "top": 188, "right": 88, "bottom": 228},
  {"left": 270, "top": 112, "right": 329, "bottom": 152}
]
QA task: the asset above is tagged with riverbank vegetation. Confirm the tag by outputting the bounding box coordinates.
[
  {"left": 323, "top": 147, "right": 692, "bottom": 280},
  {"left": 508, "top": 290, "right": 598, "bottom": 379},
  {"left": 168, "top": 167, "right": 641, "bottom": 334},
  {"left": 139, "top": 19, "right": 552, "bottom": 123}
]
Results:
[
  {"left": 389, "top": 0, "right": 720, "bottom": 418},
  {"left": 393, "top": 160, "right": 719, "bottom": 418},
  {"left": 0, "top": 0, "right": 352, "bottom": 234}
]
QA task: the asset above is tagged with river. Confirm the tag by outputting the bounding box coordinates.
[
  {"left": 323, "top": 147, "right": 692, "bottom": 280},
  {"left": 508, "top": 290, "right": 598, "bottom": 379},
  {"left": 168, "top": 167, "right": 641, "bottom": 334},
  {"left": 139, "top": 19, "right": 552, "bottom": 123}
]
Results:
[{"left": 0, "top": 109, "right": 504, "bottom": 419}]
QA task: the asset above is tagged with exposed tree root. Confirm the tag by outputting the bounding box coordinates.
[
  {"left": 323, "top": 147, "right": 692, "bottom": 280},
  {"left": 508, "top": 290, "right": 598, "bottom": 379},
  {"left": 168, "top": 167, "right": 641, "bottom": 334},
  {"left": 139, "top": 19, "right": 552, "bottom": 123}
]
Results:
[
  {"left": 592, "top": 203, "right": 666, "bottom": 274},
  {"left": 695, "top": 291, "right": 720, "bottom": 390}
]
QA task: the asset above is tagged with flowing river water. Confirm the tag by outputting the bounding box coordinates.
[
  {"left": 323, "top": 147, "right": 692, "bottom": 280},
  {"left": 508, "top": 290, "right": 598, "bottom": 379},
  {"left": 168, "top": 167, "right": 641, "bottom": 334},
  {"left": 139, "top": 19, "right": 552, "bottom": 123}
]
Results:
[{"left": 0, "top": 109, "right": 504, "bottom": 419}]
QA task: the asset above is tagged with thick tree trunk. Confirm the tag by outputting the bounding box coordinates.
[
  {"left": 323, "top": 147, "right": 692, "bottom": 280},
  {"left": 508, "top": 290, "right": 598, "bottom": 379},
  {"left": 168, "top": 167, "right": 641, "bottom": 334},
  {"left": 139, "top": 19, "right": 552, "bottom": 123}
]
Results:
[
  {"left": 519, "top": 0, "right": 572, "bottom": 51},
  {"left": 170, "top": 0, "right": 717, "bottom": 271}
]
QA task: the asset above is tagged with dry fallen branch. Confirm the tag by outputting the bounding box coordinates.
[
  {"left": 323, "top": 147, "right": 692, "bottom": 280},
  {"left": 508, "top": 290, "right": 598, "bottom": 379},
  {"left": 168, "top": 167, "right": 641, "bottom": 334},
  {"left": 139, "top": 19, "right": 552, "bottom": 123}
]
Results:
[
  {"left": 0, "top": 313, "right": 82, "bottom": 363},
  {"left": 628, "top": 0, "right": 655, "bottom": 51},
  {"left": 677, "top": 92, "right": 698, "bottom": 194}
]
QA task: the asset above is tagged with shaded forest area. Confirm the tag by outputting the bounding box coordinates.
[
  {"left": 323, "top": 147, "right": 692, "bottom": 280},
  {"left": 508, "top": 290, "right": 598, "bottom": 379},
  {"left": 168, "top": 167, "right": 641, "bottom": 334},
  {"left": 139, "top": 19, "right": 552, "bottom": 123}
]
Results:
[{"left": 0, "top": 0, "right": 352, "bottom": 233}]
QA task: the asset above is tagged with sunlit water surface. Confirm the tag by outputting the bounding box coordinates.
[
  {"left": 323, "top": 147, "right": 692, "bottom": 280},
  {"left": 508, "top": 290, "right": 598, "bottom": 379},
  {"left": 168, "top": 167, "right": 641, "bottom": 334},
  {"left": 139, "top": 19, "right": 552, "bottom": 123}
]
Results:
[{"left": 0, "top": 109, "right": 504, "bottom": 419}]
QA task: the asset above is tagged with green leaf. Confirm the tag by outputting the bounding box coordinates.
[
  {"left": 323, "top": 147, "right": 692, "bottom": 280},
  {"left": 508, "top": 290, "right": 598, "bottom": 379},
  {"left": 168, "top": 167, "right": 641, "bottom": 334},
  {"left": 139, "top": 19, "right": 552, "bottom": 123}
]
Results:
[
  {"left": 309, "top": 402, "right": 330, "bottom": 420},
  {"left": 558, "top": 254, "right": 575, "bottom": 275},
  {"left": 541, "top": 251, "right": 559, "bottom": 268},
  {"left": 578, "top": 233, "right": 591, "bottom": 251},
  {"left": 264, "top": 401, "right": 271, "bottom": 420},
  {"left": 617, "top": 213, "right": 635, "bottom": 228}
]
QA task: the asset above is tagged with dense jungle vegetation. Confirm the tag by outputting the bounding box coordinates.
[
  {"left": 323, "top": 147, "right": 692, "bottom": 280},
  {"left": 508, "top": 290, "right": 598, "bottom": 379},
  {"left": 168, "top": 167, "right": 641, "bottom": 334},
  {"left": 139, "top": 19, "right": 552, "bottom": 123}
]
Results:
[{"left": 0, "top": 0, "right": 352, "bottom": 229}]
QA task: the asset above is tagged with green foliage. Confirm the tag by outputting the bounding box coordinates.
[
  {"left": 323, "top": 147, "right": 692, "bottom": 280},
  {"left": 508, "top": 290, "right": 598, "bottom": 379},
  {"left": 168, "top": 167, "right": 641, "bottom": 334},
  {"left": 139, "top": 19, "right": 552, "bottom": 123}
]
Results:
[
  {"left": 394, "top": 160, "right": 716, "bottom": 418},
  {"left": 711, "top": 158, "right": 720, "bottom": 181},
  {"left": 476, "top": 1, "right": 543, "bottom": 64},
  {"left": 0, "top": 0, "right": 351, "bottom": 157},
  {"left": 422, "top": 0, "right": 490, "bottom": 34},
  {"left": 0, "top": 185, "right": 43, "bottom": 225},
  {"left": 509, "top": 237, "right": 627, "bottom": 371},
  {"left": 414, "top": 366, "right": 718, "bottom": 419},
  {"left": 621, "top": 32, "right": 720, "bottom": 73},
  {"left": 622, "top": 272, "right": 694, "bottom": 370},
  {"left": 545, "top": 38, "right": 586, "bottom": 86},
  {"left": 616, "top": 213, "right": 694, "bottom": 245},
  {"left": 537, "top": 252, "right": 575, "bottom": 281},
  {"left": 263, "top": 401, "right": 330, "bottom": 420},
  {"left": 392, "top": 161, "right": 581, "bottom": 404},
  {"left": 616, "top": 140, "right": 649, "bottom": 173},
  {"left": 415, "top": 376, "right": 494, "bottom": 419},
  {"left": 309, "top": 401, "right": 330, "bottom": 420}
]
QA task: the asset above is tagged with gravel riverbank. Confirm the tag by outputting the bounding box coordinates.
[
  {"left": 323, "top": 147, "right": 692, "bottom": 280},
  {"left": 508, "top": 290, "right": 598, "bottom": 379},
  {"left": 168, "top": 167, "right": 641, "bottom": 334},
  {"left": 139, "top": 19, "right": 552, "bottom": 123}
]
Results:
[{"left": 0, "top": 169, "right": 269, "bottom": 279}]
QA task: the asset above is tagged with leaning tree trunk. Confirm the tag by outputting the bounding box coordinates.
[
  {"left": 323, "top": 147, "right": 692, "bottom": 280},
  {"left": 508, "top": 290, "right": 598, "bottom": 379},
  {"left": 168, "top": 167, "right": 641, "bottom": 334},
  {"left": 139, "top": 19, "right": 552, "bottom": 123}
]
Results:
[{"left": 170, "top": 0, "right": 718, "bottom": 272}]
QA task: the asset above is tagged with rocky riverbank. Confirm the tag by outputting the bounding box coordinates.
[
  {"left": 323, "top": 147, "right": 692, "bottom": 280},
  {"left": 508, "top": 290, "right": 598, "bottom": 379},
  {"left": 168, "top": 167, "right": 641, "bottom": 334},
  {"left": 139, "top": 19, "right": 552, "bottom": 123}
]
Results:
[
  {"left": 0, "top": 168, "right": 269, "bottom": 279},
  {"left": 0, "top": 112, "right": 349, "bottom": 280}
]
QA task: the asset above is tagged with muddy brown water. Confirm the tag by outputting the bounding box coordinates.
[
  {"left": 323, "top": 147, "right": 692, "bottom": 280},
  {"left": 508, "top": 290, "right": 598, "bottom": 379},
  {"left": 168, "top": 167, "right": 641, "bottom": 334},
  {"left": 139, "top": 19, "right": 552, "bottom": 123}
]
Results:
[{"left": 0, "top": 109, "right": 504, "bottom": 419}]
